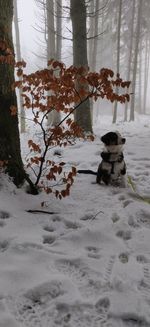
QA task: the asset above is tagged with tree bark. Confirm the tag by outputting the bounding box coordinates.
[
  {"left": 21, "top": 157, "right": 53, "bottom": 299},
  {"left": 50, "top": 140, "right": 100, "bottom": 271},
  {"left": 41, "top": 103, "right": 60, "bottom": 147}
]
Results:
[
  {"left": 71, "top": 0, "right": 92, "bottom": 133},
  {"left": 124, "top": 0, "right": 135, "bottom": 121},
  {"left": 13, "top": 0, "right": 26, "bottom": 133},
  {"left": 46, "top": 0, "right": 61, "bottom": 126},
  {"left": 112, "top": 0, "right": 122, "bottom": 124},
  {"left": 130, "top": 0, "right": 143, "bottom": 121},
  {"left": 0, "top": 0, "right": 24, "bottom": 185}
]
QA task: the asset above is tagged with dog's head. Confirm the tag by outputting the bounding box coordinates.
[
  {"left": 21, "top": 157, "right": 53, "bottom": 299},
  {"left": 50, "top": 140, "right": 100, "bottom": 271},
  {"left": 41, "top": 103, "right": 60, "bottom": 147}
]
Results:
[{"left": 101, "top": 131, "right": 126, "bottom": 153}]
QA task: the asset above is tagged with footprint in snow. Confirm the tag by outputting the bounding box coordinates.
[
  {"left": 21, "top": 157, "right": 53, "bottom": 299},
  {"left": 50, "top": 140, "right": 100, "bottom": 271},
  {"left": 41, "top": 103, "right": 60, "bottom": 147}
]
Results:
[
  {"left": 7, "top": 280, "right": 65, "bottom": 327},
  {"left": 0, "top": 220, "right": 6, "bottom": 227},
  {"left": 116, "top": 230, "right": 132, "bottom": 241},
  {"left": 0, "top": 239, "right": 10, "bottom": 252},
  {"left": 86, "top": 246, "right": 101, "bottom": 259},
  {"left": 64, "top": 220, "right": 80, "bottom": 230},
  {"left": 95, "top": 297, "right": 111, "bottom": 325},
  {"left": 0, "top": 211, "right": 11, "bottom": 228},
  {"left": 80, "top": 213, "right": 93, "bottom": 221},
  {"left": 119, "top": 252, "right": 129, "bottom": 264},
  {"left": 95, "top": 296, "right": 110, "bottom": 313},
  {"left": 111, "top": 213, "right": 120, "bottom": 223},
  {"left": 136, "top": 255, "right": 149, "bottom": 264},
  {"left": 0, "top": 211, "right": 10, "bottom": 219},
  {"left": 43, "top": 235, "right": 56, "bottom": 245},
  {"left": 43, "top": 225, "right": 55, "bottom": 233}
]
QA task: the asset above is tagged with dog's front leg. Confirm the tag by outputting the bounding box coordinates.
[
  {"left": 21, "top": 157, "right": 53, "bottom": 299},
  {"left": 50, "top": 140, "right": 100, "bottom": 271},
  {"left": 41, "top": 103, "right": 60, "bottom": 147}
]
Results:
[{"left": 96, "top": 164, "right": 103, "bottom": 184}]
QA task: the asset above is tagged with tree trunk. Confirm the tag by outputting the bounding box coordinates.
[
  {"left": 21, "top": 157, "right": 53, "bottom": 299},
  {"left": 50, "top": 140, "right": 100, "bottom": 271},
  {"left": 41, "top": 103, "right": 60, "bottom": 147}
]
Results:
[
  {"left": 46, "top": 0, "right": 61, "bottom": 126},
  {"left": 13, "top": 0, "right": 26, "bottom": 133},
  {"left": 112, "top": 0, "right": 122, "bottom": 124},
  {"left": 56, "top": 0, "right": 62, "bottom": 61},
  {"left": 0, "top": 0, "right": 24, "bottom": 185},
  {"left": 124, "top": 0, "right": 135, "bottom": 121},
  {"left": 70, "top": 0, "right": 92, "bottom": 133},
  {"left": 130, "top": 0, "right": 143, "bottom": 121},
  {"left": 88, "top": 0, "right": 95, "bottom": 69},
  {"left": 143, "top": 35, "right": 149, "bottom": 114}
]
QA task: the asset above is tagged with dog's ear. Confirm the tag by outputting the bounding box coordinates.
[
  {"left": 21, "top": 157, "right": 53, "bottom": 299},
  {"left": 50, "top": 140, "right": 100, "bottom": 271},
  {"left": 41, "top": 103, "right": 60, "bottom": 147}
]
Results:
[
  {"left": 101, "top": 132, "right": 117, "bottom": 145},
  {"left": 101, "top": 134, "right": 107, "bottom": 143},
  {"left": 122, "top": 138, "right": 126, "bottom": 144}
]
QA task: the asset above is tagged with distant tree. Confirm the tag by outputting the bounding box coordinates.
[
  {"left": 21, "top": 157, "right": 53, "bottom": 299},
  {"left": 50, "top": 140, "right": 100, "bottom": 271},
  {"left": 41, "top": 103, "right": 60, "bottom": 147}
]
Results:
[
  {"left": 35, "top": 0, "right": 62, "bottom": 126},
  {"left": 130, "top": 0, "right": 143, "bottom": 121},
  {"left": 70, "top": 0, "right": 92, "bottom": 133},
  {"left": 124, "top": 0, "right": 135, "bottom": 121},
  {"left": 13, "top": 0, "right": 26, "bottom": 133},
  {"left": 112, "top": 0, "right": 122, "bottom": 124}
]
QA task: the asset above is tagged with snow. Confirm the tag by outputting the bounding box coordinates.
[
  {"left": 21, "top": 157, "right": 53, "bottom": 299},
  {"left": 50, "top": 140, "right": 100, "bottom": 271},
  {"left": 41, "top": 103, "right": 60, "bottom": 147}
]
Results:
[{"left": 0, "top": 114, "right": 150, "bottom": 327}]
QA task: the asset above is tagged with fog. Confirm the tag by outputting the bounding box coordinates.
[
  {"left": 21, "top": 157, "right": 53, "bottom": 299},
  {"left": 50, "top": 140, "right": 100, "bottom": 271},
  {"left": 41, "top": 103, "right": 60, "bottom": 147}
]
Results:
[{"left": 15, "top": 0, "right": 150, "bottom": 116}]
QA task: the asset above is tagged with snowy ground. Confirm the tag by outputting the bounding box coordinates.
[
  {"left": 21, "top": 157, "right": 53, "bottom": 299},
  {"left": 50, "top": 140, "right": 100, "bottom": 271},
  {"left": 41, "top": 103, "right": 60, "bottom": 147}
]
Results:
[{"left": 0, "top": 114, "right": 150, "bottom": 327}]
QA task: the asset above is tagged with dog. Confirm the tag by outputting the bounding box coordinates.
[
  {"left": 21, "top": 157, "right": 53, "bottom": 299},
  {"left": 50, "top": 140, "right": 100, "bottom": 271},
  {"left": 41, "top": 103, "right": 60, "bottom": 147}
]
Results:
[
  {"left": 96, "top": 131, "right": 126, "bottom": 186},
  {"left": 78, "top": 131, "right": 126, "bottom": 187}
]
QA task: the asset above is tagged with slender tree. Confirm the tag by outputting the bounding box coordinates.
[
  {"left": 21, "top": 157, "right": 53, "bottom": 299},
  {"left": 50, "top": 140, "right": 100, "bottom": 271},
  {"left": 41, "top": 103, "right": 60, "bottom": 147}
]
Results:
[
  {"left": 112, "top": 0, "right": 122, "bottom": 123},
  {"left": 13, "top": 0, "right": 26, "bottom": 133},
  {"left": 124, "top": 0, "right": 135, "bottom": 121},
  {"left": 130, "top": 0, "right": 143, "bottom": 121}
]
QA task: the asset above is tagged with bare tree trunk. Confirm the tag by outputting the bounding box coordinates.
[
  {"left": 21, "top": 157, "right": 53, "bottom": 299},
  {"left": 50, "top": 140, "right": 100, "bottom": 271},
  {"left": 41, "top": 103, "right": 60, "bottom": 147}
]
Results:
[
  {"left": 71, "top": 0, "right": 92, "bottom": 133},
  {"left": 112, "top": 0, "right": 122, "bottom": 124},
  {"left": 56, "top": 0, "right": 62, "bottom": 61},
  {"left": 13, "top": 0, "right": 25, "bottom": 133},
  {"left": 46, "top": 0, "right": 61, "bottom": 126},
  {"left": 124, "top": 0, "right": 135, "bottom": 121},
  {"left": 0, "top": 0, "right": 24, "bottom": 185},
  {"left": 138, "top": 39, "right": 142, "bottom": 113},
  {"left": 130, "top": 0, "right": 143, "bottom": 121},
  {"left": 143, "top": 35, "right": 150, "bottom": 114},
  {"left": 88, "top": 0, "right": 95, "bottom": 69}
]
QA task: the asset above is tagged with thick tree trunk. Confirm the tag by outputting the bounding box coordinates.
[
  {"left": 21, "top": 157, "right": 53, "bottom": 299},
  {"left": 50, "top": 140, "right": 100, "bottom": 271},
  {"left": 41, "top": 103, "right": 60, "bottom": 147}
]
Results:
[
  {"left": 71, "top": 0, "right": 92, "bottom": 133},
  {"left": 0, "top": 0, "right": 24, "bottom": 185}
]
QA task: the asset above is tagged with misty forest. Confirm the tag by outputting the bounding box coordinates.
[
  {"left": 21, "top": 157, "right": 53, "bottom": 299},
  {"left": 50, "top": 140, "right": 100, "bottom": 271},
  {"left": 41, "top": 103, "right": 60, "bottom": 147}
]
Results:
[{"left": 0, "top": 1, "right": 150, "bottom": 327}]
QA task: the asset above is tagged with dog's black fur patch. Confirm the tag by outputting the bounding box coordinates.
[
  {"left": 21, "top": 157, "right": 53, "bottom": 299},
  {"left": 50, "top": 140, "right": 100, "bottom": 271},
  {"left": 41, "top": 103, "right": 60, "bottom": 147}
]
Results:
[{"left": 78, "top": 131, "right": 126, "bottom": 187}]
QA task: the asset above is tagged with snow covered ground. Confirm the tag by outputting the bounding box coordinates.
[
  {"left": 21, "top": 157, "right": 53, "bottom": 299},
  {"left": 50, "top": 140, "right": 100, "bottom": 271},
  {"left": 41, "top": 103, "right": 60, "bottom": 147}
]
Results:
[{"left": 0, "top": 114, "right": 150, "bottom": 327}]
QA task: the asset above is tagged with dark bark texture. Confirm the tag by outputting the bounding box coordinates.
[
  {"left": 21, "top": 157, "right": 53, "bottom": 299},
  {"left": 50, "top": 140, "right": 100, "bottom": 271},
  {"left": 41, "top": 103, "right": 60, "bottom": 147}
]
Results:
[
  {"left": 70, "top": 0, "right": 92, "bottom": 133},
  {"left": 0, "top": 0, "right": 24, "bottom": 185}
]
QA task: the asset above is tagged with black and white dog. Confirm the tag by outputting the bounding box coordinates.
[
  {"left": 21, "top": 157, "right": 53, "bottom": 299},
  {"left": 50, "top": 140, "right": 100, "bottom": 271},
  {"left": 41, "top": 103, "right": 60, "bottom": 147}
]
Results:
[{"left": 78, "top": 131, "right": 126, "bottom": 187}]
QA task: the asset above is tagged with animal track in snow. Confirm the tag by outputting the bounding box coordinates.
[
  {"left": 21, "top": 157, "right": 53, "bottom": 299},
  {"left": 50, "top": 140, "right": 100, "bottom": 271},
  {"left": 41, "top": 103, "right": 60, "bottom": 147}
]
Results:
[
  {"left": 119, "top": 252, "right": 129, "bottom": 264},
  {"left": 111, "top": 213, "right": 120, "bottom": 223},
  {"left": 43, "top": 235, "right": 56, "bottom": 245},
  {"left": 95, "top": 297, "right": 111, "bottom": 326},
  {"left": 43, "top": 225, "right": 55, "bottom": 233},
  {"left": 122, "top": 199, "right": 133, "bottom": 208},
  {"left": 7, "top": 280, "right": 66, "bottom": 327},
  {"left": 0, "top": 220, "right": 6, "bottom": 227},
  {"left": 0, "top": 211, "right": 10, "bottom": 219},
  {"left": 64, "top": 220, "right": 81, "bottom": 230},
  {"left": 80, "top": 213, "right": 93, "bottom": 221},
  {"left": 116, "top": 230, "right": 132, "bottom": 241},
  {"left": 0, "top": 239, "right": 10, "bottom": 252},
  {"left": 86, "top": 246, "right": 101, "bottom": 259}
]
